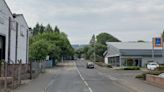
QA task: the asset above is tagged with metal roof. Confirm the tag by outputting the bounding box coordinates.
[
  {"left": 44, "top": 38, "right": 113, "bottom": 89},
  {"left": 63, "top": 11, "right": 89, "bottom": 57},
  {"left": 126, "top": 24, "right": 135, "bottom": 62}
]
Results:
[{"left": 106, "top": 42, "right": 163, "bottom": 50}]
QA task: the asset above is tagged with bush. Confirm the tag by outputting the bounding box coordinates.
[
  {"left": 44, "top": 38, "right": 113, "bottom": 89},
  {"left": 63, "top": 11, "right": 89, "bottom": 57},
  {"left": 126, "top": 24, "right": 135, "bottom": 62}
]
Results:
[
  {"left": 107, "top": 64, "right": 112, "bottom": 68},
  {"left": 136, "top": 71, "right": 162, "bottom": 80},
  {"left": 95, "top": 62, "right": 106, "bottom": 67},
  {"left": 95, "top": 62, "right": 112, "bottom": 68},
  {"left": 136, "top": 74, "right": 144, "bottom": 79},
  {"left": 124, "top": 66, "right": 140, "bottom": 70},
  {"left": 156, "top": 66, "right": 164, "bottom": 71}
]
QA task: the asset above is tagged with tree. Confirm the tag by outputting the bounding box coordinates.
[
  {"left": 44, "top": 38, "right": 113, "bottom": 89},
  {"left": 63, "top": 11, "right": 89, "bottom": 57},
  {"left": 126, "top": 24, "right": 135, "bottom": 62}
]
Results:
[
  {"left": 90, "top": 34, "right": 96, "bottom": 46},
  {"left": 45, "top": 24, "right": 53, "bottom": 32},
  {"left": 29, "top": 24, "right": 74, "bottom": 61},
  {"left": 29, "top": 39, "right": 49, "bottom": 60},
  {"left": 81, "top": 32, "right": 120, "bottom": 62},
  {"left": 32, "top": 23, "right": 45, "bottom": 36},
  {"left": 54, "top": 26, "right": 60, "bottom": 33},
  {"left": 32, "top": 23, "right": 40, "bottom": 36},
  {"left": 96, "top": 33, "right": 120, "bottom": 45},
  {"left": 137, "top": 40, "right": 145, "bottom": 42}
]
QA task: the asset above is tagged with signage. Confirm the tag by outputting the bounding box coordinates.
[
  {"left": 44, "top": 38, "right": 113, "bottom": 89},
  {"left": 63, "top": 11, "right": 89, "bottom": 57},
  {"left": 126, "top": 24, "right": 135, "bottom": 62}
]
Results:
[{"left": 153, "top": 37, "right": 163, "bottom": 48}]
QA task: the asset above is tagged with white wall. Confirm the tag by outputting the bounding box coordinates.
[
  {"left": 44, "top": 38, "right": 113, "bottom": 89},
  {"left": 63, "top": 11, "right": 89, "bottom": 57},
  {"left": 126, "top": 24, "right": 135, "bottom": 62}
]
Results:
[
  {"left": 104, "top": 57, "right": 108, "bottom": 64},
  {"left": 0, "top": 0, "right": 29, "bottom": 63},
  {"left": 15, "top": 15, "right": 28, "bottom": 64},
  {"left": 10, "top": 29, "right": 16, "bottom": 62},
  {"left": 0, "top": 0, "right": 13, "bottom": 62}
]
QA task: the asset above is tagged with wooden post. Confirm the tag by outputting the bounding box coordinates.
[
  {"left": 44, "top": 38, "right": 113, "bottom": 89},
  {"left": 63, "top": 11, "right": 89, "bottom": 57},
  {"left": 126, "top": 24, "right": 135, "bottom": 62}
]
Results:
[
  {"left": 30, "top": 61, "right": 32, "bottom": 79},
  {"left": 18, "top": 60, "right": 22, "bottom": 86},
  {"left": 4, "top": 62, "right": 7, "bottom": 92}
]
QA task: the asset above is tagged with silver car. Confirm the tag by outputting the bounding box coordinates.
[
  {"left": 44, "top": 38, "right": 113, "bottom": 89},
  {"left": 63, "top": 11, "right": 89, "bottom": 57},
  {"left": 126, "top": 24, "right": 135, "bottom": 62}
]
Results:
[{"left": 86, "top": 62, "right": 94, "bottom": 69}]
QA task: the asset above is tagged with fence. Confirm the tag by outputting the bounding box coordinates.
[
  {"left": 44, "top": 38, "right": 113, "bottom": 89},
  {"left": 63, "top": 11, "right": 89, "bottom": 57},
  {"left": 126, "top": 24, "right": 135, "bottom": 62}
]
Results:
[
  {"left": 0, "top": 60, "right": 47, "bottom": 92},
  {"left": 31, "top": 60, "right": 47, "bottom": 78}
]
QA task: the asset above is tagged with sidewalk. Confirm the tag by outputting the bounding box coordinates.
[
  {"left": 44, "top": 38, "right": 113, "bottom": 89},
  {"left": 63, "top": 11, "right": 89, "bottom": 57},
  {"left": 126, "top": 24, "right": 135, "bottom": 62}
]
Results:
[
  {"left": 96, "top": 65, "right": 164, "bottom": 92},
  {"left": 13, "top": 68, "right": 59, "bottom": 92}
]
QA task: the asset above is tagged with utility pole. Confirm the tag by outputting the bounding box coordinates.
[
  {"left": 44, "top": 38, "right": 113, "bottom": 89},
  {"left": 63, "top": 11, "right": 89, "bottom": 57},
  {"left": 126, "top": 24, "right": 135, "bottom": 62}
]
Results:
[
  {"left": 152, "top": 38, "right": 155, "bottom": 62},
  {"left": 90, "top": 34, "right": 96, "bottom": 62},
  {"left": 94, "top": 40, "right": 96, "bottom": 62}
]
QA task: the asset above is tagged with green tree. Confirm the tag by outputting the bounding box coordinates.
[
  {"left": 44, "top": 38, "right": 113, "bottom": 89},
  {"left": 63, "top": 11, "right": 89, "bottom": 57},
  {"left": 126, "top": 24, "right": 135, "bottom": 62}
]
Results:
[
  {"left": 32, "top": 23, "right": 40, "bottom": 36},
  {"left": 96, "top": 33, "right": 120, "bottom": 45},
  {"left": 29, "top": 39, "right": 49, "bottom": 60},
  {"left": 29, "top": 24, "right": 74, "bottom": 61},
  {"left": 82, "top": 32, "right": 120, "bottom": 62},
  {"left": 45, "top": 24, "right": 53, "bottom": 32},
  {"left": 54, "top": 26, "right": 60, "bottom": 33},
  {"left": 137, "top": 40, "right": 145, "bottom": 42},
  {"left": 90, "top": 34, "right": 96, "bottom": 46}
]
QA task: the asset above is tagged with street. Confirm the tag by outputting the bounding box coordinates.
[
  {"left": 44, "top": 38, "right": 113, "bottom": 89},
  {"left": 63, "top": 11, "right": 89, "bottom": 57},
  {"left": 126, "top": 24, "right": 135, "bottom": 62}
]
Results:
[
  {"left": 14, "top": 60, "right": 164, "bottom": 92},
  {"left": 45, "top": 60, "right": 134, "bottom": 92}
]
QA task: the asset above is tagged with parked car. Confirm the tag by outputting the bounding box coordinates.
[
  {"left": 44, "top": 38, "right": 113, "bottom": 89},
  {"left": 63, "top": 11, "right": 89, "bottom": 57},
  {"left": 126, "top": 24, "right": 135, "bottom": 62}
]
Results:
[
  {"left": 158, "top": 73, "right": 164, "bottom": 78},
  {"left": 86, "top": 62, "right": 94, "bottom": 69},
  {"left": 147, "top": 62, "right": 159, "bottom": 70}
]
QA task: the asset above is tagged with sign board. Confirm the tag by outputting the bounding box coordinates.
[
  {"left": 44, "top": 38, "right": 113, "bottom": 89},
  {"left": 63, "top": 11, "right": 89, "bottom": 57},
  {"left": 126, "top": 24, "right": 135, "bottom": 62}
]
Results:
[{"left": 153, "top": 37, "right": 163, "bottom": 48}]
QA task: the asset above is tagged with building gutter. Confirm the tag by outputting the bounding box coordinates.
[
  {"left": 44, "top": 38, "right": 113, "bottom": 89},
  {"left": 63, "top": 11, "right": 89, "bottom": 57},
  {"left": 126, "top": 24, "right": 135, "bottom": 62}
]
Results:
[
  {"left": 26, "top": 29, "right": 29, "bottom": 64},
  {"left": 7, "top": 17, "right": 11, "bottom": 63},
  {"left": 15, "top": 22, "right": 18, "bottom": 63}
]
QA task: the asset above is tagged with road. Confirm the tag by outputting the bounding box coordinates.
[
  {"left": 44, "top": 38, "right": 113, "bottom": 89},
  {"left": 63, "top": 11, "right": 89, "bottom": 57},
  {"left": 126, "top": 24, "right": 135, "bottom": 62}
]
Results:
[{"left": 46, "top": 60, "right": 135, "bottom": 92}]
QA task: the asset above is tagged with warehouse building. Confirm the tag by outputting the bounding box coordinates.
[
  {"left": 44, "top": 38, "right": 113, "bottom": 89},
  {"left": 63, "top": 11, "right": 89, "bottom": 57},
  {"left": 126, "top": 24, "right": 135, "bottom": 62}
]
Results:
[
  {"left": 104, "top": 42, "right": 164, "bottom": 67},
  {"left": 0, "top": 0, "right": 29, "bottom": 63}
]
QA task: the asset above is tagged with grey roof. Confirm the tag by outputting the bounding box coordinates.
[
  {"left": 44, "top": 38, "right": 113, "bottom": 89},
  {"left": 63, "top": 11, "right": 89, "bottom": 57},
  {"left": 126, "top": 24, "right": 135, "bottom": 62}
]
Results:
[{"left": 106, "top": 42, "right": 163, "bottom": 50}]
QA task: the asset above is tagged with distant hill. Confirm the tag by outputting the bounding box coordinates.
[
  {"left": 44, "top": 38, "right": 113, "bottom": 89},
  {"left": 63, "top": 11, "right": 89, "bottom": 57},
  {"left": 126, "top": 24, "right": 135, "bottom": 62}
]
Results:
[{"left": 72, "top": 44, "right": 88, "bottom": 50}]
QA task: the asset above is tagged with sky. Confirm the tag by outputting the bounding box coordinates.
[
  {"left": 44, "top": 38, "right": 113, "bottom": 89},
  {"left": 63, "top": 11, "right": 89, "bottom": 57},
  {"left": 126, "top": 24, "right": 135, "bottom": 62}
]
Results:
[{"left": 5, "top": 0, "right": 164, "bottom": 44}]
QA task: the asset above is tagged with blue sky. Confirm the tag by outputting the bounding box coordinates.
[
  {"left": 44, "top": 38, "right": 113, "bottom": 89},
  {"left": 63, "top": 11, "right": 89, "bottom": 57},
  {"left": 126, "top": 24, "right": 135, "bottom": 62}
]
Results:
[{"left": 5, "top": 0, "right": 164, "bottom": 44}]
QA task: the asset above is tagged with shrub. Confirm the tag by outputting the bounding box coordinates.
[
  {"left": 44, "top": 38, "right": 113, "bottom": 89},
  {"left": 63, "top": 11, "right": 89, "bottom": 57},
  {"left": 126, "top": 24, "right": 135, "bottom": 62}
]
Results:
[
  {"left": 95, "top": 62, "right": 106, "bottom": 67},
  {"left": 156, "top": 66, "right": 164, "bottom": 71},
  {"left": 107, "top": 64, "right": 112, "bottom": 68},
  {"left": 124, "top": 66, "right": 140, "bottom": 70},
  {"left": 136, "top": 71, "right": 162, "bottom": 80}
]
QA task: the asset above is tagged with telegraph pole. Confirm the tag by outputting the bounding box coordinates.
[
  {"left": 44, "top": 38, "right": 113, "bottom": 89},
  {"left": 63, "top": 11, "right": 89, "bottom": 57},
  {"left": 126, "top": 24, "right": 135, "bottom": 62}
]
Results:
[{"left": 94, "top": 40, "right": 96, "bottom": 62}]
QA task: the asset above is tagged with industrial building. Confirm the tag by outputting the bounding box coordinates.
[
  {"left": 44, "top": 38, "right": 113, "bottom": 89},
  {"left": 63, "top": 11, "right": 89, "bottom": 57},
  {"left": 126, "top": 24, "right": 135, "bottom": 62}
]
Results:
[
  {"left": 0, "top": 0, "right": 29, "bottom": 63},
  {"left": 104, "top": 42, "right": 164, "bottom": 67}
]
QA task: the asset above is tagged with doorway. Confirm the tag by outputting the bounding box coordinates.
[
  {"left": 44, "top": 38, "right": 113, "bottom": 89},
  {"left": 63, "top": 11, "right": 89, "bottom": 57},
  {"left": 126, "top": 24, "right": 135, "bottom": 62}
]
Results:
[{"left": 0, "top": 35, "right": 5, "bottom": 61}]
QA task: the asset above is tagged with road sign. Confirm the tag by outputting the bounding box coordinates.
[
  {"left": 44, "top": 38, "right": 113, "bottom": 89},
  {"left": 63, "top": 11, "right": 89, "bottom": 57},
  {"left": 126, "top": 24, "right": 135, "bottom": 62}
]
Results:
[{"left": 153, "top": 37, "right": 163, "bottom": 48}]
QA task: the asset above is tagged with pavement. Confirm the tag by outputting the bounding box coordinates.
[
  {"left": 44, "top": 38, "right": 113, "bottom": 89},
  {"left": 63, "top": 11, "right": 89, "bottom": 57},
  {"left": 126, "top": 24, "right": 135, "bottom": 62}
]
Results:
[
  {"left": 94, "top": 61, "right": 164, "bottom": 92},
  {"left": 13, "top": 60, "right": 164, "bottom": 92}
]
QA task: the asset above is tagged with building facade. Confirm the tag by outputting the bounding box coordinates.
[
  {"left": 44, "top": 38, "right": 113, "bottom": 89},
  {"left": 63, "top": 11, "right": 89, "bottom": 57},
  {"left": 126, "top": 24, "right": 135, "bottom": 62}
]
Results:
[
  {"left": 105, "top": 42, "right": 164, "bottom": 67},
  {"left": 0, "top": 0, "right": 29, "bottom": 63}
]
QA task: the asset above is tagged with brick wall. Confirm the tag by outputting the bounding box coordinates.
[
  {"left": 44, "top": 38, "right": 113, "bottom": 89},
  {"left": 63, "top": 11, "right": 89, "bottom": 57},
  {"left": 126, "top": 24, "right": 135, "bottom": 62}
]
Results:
[{"left": 146, "top": 74, "right": 164, "bottom": 88}]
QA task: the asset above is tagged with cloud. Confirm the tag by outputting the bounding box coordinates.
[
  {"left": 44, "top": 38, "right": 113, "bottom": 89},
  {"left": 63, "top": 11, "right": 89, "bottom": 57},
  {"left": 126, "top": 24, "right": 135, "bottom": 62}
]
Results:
[{"left": 5, "top": 0, "right": 164, "bottom": 44}]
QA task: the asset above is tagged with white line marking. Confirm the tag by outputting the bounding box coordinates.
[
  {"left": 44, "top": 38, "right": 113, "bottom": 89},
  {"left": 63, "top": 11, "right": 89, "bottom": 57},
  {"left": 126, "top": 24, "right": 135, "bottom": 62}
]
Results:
[
  {"left": 74, "top": 61, "right": 93, "bottom": 92},
  {"left": 43, "top": 78, "right": 56, "bottom": 92}
]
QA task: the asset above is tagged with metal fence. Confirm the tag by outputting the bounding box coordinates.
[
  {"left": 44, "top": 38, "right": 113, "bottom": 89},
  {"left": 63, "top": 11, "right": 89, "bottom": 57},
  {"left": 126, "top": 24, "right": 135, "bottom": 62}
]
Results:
[{"left": 31, "top": 60, "right": 47, "bottom": 78}]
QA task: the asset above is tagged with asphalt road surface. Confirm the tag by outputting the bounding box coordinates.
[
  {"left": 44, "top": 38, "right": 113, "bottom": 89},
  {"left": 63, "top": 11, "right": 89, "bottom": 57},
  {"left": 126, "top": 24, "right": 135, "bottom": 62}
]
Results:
[{"left": 46, "top": 60, "right": 135, "bottom": 92}]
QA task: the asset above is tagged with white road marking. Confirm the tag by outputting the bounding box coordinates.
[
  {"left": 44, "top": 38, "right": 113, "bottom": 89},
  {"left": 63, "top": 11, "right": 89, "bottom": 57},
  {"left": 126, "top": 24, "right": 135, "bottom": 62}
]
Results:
[
  {"left": 43, "top": 79, "right": 55, "bottom": 92},
  {"left": 74, "top": 61, "right": 93, "bottom": 92}
]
